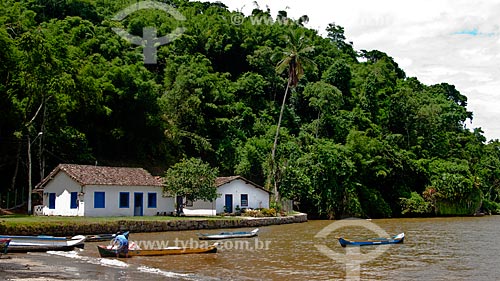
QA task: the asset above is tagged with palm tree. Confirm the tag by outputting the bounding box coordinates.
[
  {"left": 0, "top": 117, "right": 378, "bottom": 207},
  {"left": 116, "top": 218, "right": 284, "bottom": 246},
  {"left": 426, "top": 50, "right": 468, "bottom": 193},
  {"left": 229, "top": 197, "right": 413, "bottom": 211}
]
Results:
[{"left": 271, "top": 29, "right": 315, "bottom": 204}]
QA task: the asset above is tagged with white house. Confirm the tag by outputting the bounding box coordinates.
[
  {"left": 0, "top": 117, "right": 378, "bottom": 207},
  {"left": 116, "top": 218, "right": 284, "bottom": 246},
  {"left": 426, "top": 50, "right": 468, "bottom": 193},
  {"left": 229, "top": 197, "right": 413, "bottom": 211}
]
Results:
[
  {"left": 34, "top": 164, "right": 175, "bottom": 217},
  {"left": 183, "top": 176, "right": 270, "bottom": 216}
]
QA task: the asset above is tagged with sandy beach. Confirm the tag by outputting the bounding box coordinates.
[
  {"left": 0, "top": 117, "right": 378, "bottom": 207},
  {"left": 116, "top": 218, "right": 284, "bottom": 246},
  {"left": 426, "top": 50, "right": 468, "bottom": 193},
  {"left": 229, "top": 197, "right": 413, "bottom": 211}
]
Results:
[
  {"left": 0, "top": 255, "right": 77, "bottom": 280},
  {"left": 0, "top": 255, "right": 72, "bottom": 280},
  {"left": 0, "top": 253, "right": 101, "bottom": 281},
  {"left": 0, "top": 250, "right": 185, "bottom": 281}
]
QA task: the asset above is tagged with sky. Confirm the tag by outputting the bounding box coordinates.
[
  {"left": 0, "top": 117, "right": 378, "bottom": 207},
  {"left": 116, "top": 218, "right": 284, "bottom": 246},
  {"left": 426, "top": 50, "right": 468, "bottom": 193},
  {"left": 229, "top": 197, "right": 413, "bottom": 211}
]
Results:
[{"left": 204, "top": 0, "right": 500, "bottom": 141}]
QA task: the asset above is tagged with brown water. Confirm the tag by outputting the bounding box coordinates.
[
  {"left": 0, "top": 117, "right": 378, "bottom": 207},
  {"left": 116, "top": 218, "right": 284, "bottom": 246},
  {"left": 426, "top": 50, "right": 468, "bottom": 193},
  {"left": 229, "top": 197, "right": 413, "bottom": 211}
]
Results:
[{"left": 15, "top": 216, "right": 500, "bottom": 280}]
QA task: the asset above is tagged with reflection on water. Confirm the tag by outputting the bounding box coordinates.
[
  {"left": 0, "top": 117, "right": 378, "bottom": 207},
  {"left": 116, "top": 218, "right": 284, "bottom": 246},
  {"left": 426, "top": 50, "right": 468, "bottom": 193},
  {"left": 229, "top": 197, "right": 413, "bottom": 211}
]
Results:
[{"left": 46, "top": 216, "right": 500, "bottom": 280}]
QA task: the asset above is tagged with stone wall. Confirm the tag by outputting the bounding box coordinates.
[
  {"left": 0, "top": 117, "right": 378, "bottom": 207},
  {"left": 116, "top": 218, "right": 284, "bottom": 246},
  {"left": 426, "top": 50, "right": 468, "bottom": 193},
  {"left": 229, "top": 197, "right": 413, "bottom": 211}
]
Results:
[{"left": 0, "top": 213, "right": 307, "bottom": 236}]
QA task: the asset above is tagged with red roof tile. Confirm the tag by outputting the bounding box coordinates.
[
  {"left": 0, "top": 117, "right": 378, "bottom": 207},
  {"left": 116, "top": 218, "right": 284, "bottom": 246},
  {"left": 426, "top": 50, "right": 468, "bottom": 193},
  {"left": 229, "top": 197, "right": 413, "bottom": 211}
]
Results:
[{"left": 36, "top": 164, "right": 164, "bottom": 188}]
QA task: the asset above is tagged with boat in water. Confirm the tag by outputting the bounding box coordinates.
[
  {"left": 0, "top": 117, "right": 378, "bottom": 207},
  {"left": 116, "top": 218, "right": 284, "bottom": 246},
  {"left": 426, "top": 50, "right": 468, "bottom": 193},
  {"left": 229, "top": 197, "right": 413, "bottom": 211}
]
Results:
[
  {"left": 197, "top": 228, "right": 259, "bottom": 240},
  {"left": 86, "top": 231, "right": 129, "bottom": 242},
  {"left": 338, "top": 233, "right": 405, "bottom": 247},
  {"left": 97, "top": 242, "right": 219, "bottom": 258},
  {"left": 0, "top": 234, "right": 86, "bottom": 252}
]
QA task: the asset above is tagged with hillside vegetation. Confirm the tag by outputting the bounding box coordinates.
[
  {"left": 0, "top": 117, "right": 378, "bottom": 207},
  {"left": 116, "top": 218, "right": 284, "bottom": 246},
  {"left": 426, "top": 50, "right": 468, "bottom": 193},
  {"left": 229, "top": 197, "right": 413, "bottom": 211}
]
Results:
[{"left": 1, "top": 0, "right": 500, "bottom": 218}]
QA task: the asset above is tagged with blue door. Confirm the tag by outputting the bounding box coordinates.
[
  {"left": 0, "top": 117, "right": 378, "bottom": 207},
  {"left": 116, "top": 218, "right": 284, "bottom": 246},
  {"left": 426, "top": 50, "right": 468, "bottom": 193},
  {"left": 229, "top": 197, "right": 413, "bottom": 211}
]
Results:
[
  {"left": 225, "top": 194, "right": 233, "bottom": 213},
  {"left": 48, "top": 193, "right": 56, "bottom": 209},
  {"left": 134, "top": 193, "right": 143, "bottom": 216}
]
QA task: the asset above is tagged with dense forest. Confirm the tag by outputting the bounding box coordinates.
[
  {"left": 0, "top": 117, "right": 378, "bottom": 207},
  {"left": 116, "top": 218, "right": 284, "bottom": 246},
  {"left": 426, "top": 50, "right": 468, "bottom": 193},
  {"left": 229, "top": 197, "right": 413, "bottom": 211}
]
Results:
[{"left": 1, "top": 0, "right": 500, "bottom": 218}]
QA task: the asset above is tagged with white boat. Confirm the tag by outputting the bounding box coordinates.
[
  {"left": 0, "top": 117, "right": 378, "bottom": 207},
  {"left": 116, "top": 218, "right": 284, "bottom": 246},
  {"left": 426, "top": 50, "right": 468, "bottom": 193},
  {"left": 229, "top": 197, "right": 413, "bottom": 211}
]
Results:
[
  {"left": 0, "top": 234, "right": 86, "bottom": 252},
  {"left": 197, "top": 228, "right": 259, "bottom": 240}
]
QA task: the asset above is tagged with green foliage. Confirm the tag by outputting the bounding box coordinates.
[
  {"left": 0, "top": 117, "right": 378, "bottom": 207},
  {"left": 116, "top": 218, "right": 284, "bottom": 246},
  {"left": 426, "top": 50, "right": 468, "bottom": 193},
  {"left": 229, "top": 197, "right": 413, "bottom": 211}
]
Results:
[
  {"left": 260, "top": 207, "right": 277, "bottom": 217},
  {"left": 322, "top": 60, "right": 352, "bottom": 97},
  {"left": 163, "top": 158, "right": 218, "bottom": 202},
  {"left": 358, "top": 186, "right": 392, "bottom": 218},
  {"left": 280, "top": 139, "right": 357, "bottom": 219},
  {"left": 400, "top": 192, "right": 431, "bottom": 216},
  {"left": 481, "top": 200, "right": 500, "bottom": 215},
  {"left": 0, "top": 1, "right": 497, "bottom": 218}
]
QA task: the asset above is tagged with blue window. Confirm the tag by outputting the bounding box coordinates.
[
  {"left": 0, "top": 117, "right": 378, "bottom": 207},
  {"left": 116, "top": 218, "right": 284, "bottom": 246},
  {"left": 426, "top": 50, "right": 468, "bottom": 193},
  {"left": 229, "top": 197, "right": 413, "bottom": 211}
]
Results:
[
  {"left": 241, "top": 194, "right": 248, "bottom": 207},
  {"left": 119, "top": 192, "right": 130, "bottom": 208},
  {"left": 48, "top": 193, "right": 56, "bottom": 209},
  {"left": 147, "top": 192, "right": 157, "bottom": 208},
  {"left": 70, "top": 192, "right": 78, "bottom": 209},
  {"left": 94, "top": 192, "right": 105, "bottom": 208}
]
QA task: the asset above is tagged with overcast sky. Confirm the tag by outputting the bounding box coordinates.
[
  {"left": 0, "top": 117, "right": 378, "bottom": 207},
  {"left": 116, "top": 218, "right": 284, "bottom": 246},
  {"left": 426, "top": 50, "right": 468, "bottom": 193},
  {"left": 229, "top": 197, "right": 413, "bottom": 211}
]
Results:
[{"left": 204, "top": 0, "right": 500, "bottom": 141}]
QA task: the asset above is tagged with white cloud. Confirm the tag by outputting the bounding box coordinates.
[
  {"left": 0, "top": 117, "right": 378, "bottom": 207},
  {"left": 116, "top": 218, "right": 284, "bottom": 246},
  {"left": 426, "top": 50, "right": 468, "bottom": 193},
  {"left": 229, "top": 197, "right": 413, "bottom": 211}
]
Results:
[{"left": 204, "top": 0, "right": 500, "bottom": 140}]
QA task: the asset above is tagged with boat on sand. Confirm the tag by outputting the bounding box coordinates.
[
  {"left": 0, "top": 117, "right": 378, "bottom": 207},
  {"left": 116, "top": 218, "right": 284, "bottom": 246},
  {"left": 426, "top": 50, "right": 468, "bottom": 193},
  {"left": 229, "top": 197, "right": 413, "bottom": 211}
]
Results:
[{"left": 0, "top": 234, "right": 86, "bottom": 252}]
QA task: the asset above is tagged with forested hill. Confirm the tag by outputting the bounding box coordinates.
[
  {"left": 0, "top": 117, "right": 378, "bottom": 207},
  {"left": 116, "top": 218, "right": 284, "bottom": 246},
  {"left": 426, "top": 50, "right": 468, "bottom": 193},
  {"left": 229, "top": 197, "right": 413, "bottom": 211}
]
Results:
[{"left": 1, "top": 0, "right": 500, "bottom": 218}]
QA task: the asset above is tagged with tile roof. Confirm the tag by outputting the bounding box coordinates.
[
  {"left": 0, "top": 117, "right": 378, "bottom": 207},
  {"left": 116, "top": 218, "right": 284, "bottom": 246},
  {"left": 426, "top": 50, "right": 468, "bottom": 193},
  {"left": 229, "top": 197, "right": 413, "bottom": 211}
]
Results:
[
  {"left": 215, "top": 176, "right": 270, "bottom": 193},
  {"left": 36, "top": 164, "right": 164, "bottom": 188}
]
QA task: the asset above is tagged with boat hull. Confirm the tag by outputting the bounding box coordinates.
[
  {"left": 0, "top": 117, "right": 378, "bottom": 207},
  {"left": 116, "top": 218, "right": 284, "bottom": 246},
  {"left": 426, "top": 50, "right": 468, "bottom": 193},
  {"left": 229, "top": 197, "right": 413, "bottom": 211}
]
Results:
[
  {"left": 0, "top": 235, "right": 86, "bottom": 253},
  {"left": 86, "top": 231, "right": 129, "bottom": 242},
  {"left": 198, "top": 228, "right": 259, "bottom": 240},
  {"left": 97, "top": 244, "right": 218, "bottom": 258},
  {"left": 338, "top": 233, "right": 405, "bottom": 247}
]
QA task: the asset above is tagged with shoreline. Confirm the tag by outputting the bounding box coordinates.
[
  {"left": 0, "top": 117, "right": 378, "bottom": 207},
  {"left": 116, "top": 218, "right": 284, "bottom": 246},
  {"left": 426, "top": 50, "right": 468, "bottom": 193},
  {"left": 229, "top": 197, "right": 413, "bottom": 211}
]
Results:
[
  {"left": 0, "top": 214, "right": 307, "bottom": 280},
  {"left": 0, "top": 213, "right": 308, "bottom": 236}
]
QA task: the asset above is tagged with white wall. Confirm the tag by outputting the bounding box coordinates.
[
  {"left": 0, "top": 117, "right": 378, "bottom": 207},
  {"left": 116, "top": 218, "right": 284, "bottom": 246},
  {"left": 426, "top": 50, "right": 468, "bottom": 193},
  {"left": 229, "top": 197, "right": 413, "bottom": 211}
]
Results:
[
  {"left": 41, "top": 172, "right": 82, "bottom": 216},
  {"left": 187, "top": 179, "right": 269, "bottom": 215},
  {"left": 41, "top": 171, "right": 175, "bottom": 217},
  {"left": 215, "top": 179, "right": 270, "bottom": 214},
  {"left": 82, "top": 185, "right": 174, "bottom": 217},
  {"left": 183, "top": 200, "right": 216, "bottom": 216}
]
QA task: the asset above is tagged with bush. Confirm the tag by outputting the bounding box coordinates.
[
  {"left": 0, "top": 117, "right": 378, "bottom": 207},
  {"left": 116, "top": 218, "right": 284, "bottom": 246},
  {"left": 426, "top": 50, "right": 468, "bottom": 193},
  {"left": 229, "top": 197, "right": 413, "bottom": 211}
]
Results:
[
  {"left": 400, "top": 192, "right": 431, "bottom": 216},
  {"left": 241, "top": 208, "right": 277, "bottom": 217},
  {"left": 260, "top": 208, "right": 276, "bottom": 217},
  {"left": 241, "top": 209, "right": 262, "bottom": 217},
  {"left": 478, "top": 200, "right": 500, "bottom": 215}
]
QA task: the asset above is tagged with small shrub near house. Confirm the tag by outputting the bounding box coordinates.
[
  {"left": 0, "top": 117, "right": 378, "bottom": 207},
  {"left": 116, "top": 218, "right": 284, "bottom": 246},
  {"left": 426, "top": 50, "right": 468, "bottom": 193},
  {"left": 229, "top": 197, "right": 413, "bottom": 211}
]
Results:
[
  {"left": 260, "top": 208, "right": 277, "bottom": 217},
  {"left": 241, "top": 208, "right": 277, "bottom": 217}
]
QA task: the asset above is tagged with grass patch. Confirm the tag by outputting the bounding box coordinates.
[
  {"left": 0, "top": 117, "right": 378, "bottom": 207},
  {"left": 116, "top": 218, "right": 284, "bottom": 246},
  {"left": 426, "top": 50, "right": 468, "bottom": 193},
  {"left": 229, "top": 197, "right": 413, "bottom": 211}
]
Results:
[{"left": 0, "top": 215, "right": 236, "bottom": 228}]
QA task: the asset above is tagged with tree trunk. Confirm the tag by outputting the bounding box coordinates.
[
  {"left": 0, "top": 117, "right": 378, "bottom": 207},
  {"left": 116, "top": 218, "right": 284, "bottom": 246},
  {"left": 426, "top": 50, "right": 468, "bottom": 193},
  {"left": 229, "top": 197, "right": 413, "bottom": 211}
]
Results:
[
  {"left": 27, "top": 134, "right": 32, "bottom": 215},
  {"left": 271, "top": 81, "right": 291, "bottom": 203},
  {"left": 39, "top": 99, "right": 47, "bottom": 180},
  {"left": 8, "top": 142, "right": 22, "bottom": 209}
]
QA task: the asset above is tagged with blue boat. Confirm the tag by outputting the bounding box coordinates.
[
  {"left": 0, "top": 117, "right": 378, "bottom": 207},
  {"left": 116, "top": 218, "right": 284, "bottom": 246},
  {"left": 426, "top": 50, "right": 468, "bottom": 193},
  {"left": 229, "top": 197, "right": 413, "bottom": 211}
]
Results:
[{"left": 338, "top": 233, "right": 405, "bottom": 247}]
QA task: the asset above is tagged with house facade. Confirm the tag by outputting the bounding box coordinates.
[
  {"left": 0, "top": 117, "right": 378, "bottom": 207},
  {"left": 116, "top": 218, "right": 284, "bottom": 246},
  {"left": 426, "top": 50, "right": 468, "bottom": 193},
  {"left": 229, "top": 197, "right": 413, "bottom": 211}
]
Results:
[
  {"left": 183, "top": 176, "right": 270, "bottom": 216},
  {"left": 34, "top": 164, "right": 174, "bottom": 216}
]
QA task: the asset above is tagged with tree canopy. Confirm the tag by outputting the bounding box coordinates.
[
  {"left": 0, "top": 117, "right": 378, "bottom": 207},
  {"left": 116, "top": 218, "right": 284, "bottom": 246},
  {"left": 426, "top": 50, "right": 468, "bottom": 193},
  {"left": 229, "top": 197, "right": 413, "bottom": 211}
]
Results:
[
  {"left": 163, "top": 157, "right": 218, "bottom": 202},
  {"left": 1, "top": 0, "right": 499, "bottom": 218}
]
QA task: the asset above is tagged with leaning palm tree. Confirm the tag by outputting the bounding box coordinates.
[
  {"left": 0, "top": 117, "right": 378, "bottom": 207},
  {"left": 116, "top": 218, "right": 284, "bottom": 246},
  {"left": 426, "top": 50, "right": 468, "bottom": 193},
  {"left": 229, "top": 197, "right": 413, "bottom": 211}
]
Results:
[{"left": 271, "top": 29, "right": 315, "bottom": 204}]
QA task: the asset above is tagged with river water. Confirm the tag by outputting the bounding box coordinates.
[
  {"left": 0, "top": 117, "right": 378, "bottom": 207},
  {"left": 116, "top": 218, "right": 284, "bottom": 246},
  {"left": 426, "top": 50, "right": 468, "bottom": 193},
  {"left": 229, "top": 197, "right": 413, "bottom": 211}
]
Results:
[{"left": 6, "top": 216, "right": 500, "bottom": 280}]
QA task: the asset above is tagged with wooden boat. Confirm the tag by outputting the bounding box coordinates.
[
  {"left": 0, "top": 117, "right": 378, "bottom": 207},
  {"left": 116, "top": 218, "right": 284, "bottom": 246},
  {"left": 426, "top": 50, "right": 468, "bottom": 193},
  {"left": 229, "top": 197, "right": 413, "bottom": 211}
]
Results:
[
  {"left": 338, "top": 233, "right": 405, "bottom": 247},
  {"left": 197, "top": 228, "right": 259, "bottom": 240},
  {"left": 86, "top": 231, "right": 129, "bottom": 242},
  {"left": 0, "top": 238, "right": 11, "bottom": 254},
  {"left": 97, "top": 242, "right": 219, "bottom": 258},
  {"left": 0, "top": 234, "right": 86, "bottom": 253}
]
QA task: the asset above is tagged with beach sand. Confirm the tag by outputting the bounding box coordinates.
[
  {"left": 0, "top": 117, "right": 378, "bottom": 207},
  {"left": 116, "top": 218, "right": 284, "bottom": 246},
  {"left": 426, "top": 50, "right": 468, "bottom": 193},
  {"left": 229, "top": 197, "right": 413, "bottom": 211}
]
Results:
[{"left": 0, "top": 254, "right": 91, "bottom": 281}]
